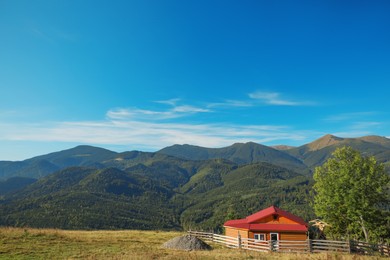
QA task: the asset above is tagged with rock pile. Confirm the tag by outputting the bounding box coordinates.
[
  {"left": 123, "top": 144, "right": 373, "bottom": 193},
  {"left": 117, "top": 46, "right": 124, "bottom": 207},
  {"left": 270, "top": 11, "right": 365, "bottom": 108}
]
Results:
[{"left": 162, "top": 235, "right": 212, "bottom": 251}]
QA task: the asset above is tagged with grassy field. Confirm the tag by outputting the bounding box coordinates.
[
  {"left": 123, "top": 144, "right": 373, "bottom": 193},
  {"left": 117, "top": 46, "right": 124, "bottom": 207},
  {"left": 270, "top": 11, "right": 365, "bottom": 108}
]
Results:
[{"left": 0, "top": 227, "right": 386, "bottom": 259}]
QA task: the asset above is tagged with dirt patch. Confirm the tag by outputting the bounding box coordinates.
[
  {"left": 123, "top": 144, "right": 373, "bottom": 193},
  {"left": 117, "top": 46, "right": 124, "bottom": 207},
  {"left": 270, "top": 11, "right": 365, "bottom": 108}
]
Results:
[{"left": 162, "top": 235, "right": 212, "bottom": 251}]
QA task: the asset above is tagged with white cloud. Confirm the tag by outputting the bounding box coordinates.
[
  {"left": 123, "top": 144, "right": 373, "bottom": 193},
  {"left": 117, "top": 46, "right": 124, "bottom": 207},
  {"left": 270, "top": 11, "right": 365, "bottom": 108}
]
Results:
[
  {"left": 0, "top": 117, "right": 311, "bottom": 151},
  {"left": 207, "top": 99, "right": 254, "bottom": 108},
  {"left": 0, "top": 92, "right": 321, "bottom": 155},
  {"left": 154, "top": 98, "right": 181, "bottom": 106},
  {"left": 106, "top": 103, "right": 210, "bottom": 121},
  {"left": 351, "top": 121, "right": 381, "bottom": 129},
  {"left": 0, "top": 110, "right": 20, "bottom": 119},
  {"left": 324, "top": 112, "right": 376, "bottom": 122},
  {"left": 172, "top": 105, "right": 210, "bottom": 113},
  {"left": 154, "top": 90, "right": 314, "bottom": 110},
  {"left": 30, "top": 25, "right": 76, "bottom": 43},
  {"left": 324, "top": 112, "right": 384, "bottom": 137},
  {"left": 107, "top": 108, "right": 174, "bottom": 120},
  {"left": 248, "top": 91, "right": 313, "bottom": 106}
]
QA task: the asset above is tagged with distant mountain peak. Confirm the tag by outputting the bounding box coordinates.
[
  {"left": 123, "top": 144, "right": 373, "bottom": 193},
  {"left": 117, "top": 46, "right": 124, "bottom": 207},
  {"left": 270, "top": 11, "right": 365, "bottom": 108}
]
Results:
[
  {"left": 231, "top": 141, "right": 261, "bottom": 147},
  {"left": 307, "top": 134, "right": 344, "bottom": 151},
  {"left": 272, "top": 145, "right": 296, "bottom": 151},
  {"left": 357, "top": 135, "right": 390, "bottom": 147}
]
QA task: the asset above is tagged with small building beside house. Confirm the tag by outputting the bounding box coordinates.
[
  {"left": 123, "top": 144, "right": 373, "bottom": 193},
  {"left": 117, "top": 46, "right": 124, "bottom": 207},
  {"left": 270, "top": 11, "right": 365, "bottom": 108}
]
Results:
[{"left": 224, "top": 205, "right": 308, "bottom": 241}]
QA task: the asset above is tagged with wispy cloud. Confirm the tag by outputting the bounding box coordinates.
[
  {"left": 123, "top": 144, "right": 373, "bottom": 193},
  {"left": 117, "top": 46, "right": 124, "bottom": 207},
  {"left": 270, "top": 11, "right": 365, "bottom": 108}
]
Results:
[
  {"left": 154, "top": 98, "right": 181, "bottom": 106},
  {"left": 208, "top": 90, "right": 314, "bottom": 108},
  {"left": 0, "top": 92, "right": 321, "bottom": 154},
  {"left": 351, "top": 121, "right": 382, "bottom": 129},
  {"left": 207, "top": 99, "right": 254, "bottom": 108},
  {"left": 324, "top": 112, "right": 377, "bottom": 122},
  {"left": 31, "top": 28, "right": 54, "bottom": 43},
  {"left": 106, "top": 100, "right": 211, "bottom": 121},
  {"left": 106, "top": 108, "right": 174, "bottom": 120},
  {"left": 0, "top": 116, "right": 312, "bottom": 151},
  {"left": 324, "top": 111, "right": 385, "bottom": 138},
  {"left": 0, "top": 110, "right": 20, "bottom": 119},
  {"left": 248, "top": 91, "right": 310, "bottom": 106},
  {"left": 30, "top": 25, "right": 76, "bottom": 43},
  {"left": 171, "top": 105, "right": 210, "bottom": 113}
]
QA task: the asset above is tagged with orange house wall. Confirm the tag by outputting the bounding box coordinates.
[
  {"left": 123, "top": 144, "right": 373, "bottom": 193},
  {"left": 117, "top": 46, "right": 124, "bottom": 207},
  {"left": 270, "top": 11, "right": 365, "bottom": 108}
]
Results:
[
  {"left": 224, "top": 227, "right": 249, "bottom": 238},
  {"left": 248, "top": 231, "right": 306, "bottom": 241},
  {"left": 279, "top": 232, "right": 307, "bottom": 240}
]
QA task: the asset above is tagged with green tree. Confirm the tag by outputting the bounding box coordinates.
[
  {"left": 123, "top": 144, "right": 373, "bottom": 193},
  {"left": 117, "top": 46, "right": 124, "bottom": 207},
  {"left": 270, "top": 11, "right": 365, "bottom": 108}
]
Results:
[{"left": 313, "top": 146, "right": 389, "bottom": 242}]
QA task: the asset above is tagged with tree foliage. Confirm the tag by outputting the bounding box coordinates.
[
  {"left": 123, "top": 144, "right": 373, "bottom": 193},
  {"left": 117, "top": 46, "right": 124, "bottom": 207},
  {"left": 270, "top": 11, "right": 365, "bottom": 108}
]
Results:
[
  {"left": 313, "top": 146, "right": 389, "bottom": 242},
  {"left": 0, "top": 161, "right": 315, "bottom": 231}
]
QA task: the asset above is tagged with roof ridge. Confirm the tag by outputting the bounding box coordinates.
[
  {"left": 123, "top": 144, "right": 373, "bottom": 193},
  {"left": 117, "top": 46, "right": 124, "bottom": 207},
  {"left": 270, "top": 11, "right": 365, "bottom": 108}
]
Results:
[{"left": 240, "top": 205, "right": 307, "bottom": 225}]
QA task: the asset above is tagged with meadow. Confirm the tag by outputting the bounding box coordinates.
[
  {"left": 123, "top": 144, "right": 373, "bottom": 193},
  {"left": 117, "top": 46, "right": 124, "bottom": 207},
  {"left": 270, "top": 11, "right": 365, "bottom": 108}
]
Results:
[{"left": 0, "top": 227, "right": 386, "bottom": 259}]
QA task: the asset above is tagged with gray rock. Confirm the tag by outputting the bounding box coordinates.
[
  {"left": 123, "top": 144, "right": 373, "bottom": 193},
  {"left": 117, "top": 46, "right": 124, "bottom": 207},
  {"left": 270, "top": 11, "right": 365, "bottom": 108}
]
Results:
[{"left": 162, "top": 235, "right": 212, "bottom": 251}]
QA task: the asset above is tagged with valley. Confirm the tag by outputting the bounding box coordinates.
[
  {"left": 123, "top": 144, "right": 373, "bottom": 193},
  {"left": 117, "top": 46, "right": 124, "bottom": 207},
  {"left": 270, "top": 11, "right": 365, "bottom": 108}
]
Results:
[{"left": 0, "top": 134, "right": 389, "bottom": 231}]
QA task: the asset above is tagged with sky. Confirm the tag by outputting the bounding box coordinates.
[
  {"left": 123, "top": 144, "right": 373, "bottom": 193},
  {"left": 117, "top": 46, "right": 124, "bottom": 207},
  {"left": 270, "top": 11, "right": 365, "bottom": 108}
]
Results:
[{"left": 1, "top": 0, "right": 390, "bottom": 161}]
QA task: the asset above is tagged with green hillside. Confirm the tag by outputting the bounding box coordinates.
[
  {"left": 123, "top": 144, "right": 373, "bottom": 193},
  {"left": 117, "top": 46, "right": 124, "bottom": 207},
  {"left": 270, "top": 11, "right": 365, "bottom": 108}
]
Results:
[
  {"left": 0, "top": 161, "right": 313, "bottom": 230},
  {"left": 0, "top": 145, "right": 116, "bottom": 180},
  {"left": 1, "top": 135, "right": 389, "bottom": 181},
  {"left": 0, "top": 167, "right": 180, "bottom": 230},
  {"left": 178, "top": 162, "right": 313, "bottom": 231},
  {"left": 158, "top": 142, "right": 309, "bottom": 174},
  {"left": 0, "top": 134, "right": 389, "bottom": 231},
  {"left": 0, "top": 177, "right": 37, "bottom": 196}
]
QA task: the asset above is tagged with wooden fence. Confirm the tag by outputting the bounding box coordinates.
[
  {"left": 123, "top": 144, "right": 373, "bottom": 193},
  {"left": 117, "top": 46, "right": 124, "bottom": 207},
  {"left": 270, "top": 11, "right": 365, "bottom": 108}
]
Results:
[
  {"left": 188, "top": 230, "right": 389, "bottom": 257},
  {"left": 351, "top": 240, "right": 390, "bottom": 256},
  {"left": 311, "top": 239, "right": 349, "bottom": 253}
]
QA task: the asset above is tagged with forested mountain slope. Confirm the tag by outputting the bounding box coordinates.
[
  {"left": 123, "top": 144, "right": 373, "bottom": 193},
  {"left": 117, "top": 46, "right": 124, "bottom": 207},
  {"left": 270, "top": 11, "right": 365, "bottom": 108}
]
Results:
[
  {"left": 0, "top": 134, "right": 388, "bottom": 230},
  {"left": 0, "top": 161, "right": 313, "bottom": 230},
  {"left": 158, "top": 142, "right": 309, "bottom": 174}
]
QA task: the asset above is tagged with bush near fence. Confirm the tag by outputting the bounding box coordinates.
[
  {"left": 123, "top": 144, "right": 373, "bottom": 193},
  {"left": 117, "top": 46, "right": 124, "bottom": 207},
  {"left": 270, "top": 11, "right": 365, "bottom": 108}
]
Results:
[{"left": 188, "top": 230, "right": 389, "bottom": 257}]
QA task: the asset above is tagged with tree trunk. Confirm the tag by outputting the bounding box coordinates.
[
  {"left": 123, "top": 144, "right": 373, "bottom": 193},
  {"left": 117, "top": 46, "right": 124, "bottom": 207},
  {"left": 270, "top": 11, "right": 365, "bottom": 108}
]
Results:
[{"left": 360, "top": 215, "right": 369, "bottom": 242}]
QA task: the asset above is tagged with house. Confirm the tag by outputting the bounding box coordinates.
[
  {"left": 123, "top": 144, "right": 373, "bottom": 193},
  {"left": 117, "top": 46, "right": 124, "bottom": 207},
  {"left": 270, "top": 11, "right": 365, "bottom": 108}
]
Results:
[{"left": 224, "top": 205, "right": 308, "bottom": 241}]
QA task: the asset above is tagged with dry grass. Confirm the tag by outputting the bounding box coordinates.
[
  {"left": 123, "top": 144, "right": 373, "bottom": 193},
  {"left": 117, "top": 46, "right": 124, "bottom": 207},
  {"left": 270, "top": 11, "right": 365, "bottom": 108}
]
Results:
[{"left": 0, "top": 227, "right": 386, "bottom": 259}]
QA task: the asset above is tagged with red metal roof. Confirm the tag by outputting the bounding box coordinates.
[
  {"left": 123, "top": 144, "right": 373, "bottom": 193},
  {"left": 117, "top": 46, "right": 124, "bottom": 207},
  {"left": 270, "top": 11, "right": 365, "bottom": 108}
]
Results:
[
  {"left": 245, "top": 205, "right": 307, "bottom": 225},
  {"left": 224, "top": 205, "right": 308, "bottom": 232}
]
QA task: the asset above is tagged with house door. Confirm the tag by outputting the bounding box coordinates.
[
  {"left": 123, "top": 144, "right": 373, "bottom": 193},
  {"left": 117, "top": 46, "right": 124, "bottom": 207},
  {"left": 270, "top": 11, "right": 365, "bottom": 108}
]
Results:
[
  {"left": 270, "top": 233, "right": 279, "bottom": 251},
  {"left": 270, "top": 233, "right": 279, "bottom": 241}
]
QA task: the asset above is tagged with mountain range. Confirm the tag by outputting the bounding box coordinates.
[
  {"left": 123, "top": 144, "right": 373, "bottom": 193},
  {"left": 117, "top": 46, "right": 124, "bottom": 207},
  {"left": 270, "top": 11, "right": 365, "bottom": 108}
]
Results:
[
  {"left": 2, "top": 134, "right": 389, "bottom": 181},
  {"left": 0, "top": 134, "right": 389, "bottom": 230}
]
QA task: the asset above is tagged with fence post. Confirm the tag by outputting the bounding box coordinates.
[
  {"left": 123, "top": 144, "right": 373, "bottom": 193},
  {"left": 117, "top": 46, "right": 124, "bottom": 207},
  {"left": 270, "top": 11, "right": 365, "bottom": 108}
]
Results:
[
  {"left": 238, "top": 234, "right": 242, "bottom": 249},
  {"left": 382, "top": 243, "right": 389, "bottom": 257},
  {"left": 347, "top": 239, "right": 352, "bottom": 254},
  {"left": 269, "top": 240, "right": 273, "bottom": 252},
  {"left": 307, "top": 239, "right": 312, "bottom": 253}
]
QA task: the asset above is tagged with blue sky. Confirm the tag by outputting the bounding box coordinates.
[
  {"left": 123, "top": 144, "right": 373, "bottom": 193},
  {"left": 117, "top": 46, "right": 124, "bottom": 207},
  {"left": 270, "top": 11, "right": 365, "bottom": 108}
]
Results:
[{"left": 1, "top": 0, "right": 389, "bottom": 160}]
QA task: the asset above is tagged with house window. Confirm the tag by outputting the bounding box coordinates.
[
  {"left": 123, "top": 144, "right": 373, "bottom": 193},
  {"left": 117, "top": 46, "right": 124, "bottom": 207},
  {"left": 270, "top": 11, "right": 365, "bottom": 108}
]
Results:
[
  {"left": 270, "top": 233, "right": 279, "bottom": 241},
  {"left": 254, "top": 233, "right": 266, "bottom": 241}
]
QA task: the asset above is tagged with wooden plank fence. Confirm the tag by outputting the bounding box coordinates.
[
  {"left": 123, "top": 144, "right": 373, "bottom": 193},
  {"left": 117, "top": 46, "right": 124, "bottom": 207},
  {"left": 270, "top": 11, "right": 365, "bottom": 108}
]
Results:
[
  {"left": 188, "top": 230, "right": 389, "bottom": 257},
  {"left": 187, "top": 230, "right": 240, "bottom": 248},
  {"left": 351, "top": 240, "right": 390, "bottom": 256},
  {"left": 311, "top": 239, "right": 349, "bottom": 253},
  {"left": 241, "top": 238, "right": 269, "bottom": 252},
  {"left": 277, "top": 240, "right": 309, "bottom": 253}
]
